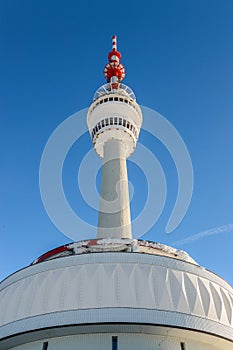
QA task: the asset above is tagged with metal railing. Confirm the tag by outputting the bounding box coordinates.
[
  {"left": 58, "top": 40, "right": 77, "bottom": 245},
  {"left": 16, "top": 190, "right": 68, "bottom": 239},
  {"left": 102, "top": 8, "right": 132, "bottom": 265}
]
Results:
[{"left": 93, "top": 83, "right": 136, "bottom": 101}]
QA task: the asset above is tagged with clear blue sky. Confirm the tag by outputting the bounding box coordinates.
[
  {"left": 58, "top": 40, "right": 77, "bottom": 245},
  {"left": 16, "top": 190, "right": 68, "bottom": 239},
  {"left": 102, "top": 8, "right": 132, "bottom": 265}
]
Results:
[{"left": 1, "top": 1, "right": 233, "bottom": 285}]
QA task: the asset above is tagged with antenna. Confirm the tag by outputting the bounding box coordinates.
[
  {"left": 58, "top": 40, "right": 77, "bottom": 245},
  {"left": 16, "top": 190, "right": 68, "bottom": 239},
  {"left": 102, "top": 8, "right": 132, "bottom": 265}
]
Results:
[
  {"left": 112, "top": 35, "right": 117, "bottom": 51},
  {"left": 104, "top": 35, "right": 126, "bottom": 90}
]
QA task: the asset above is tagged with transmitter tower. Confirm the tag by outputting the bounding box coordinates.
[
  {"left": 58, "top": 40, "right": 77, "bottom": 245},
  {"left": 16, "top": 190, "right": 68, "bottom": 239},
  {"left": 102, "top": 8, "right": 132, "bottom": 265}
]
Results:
[{"left": 0, "top": 36, "right": 232, "bottom": 350}]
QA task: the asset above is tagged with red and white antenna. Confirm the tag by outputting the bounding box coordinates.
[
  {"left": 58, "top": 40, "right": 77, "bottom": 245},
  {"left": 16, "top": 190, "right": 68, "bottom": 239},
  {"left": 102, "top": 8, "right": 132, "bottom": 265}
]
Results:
[
  {"left": 104, "top": 35, "right": 126, "bottom": 90},
  {"left": 111, "top": 35, "right": 117, "bottom": 52}
]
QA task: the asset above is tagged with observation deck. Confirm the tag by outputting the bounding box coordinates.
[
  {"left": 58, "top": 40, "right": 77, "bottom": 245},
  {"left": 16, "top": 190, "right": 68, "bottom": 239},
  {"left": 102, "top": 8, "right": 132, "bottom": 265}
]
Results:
[{"left": 87, "top": 83, "right": 142, "bottom": 158}]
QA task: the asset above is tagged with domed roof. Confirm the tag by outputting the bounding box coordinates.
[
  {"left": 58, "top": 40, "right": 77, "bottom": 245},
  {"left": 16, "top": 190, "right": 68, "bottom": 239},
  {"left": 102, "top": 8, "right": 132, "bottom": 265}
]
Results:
[{"left": 0, "top": 242, "right": 233, "bottom": 348}]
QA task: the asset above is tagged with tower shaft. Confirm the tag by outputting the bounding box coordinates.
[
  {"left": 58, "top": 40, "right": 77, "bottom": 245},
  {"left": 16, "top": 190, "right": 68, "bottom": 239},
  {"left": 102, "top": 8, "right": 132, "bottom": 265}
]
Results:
[{"left": 98, "top": 139, "right": 132, "bottom": 239}]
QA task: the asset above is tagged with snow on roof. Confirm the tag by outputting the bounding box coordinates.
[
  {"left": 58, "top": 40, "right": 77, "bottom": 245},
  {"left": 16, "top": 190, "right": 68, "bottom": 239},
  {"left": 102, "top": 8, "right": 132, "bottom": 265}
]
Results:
[{"left": 32, "top": 238, "right": 198, "bottom": 265}]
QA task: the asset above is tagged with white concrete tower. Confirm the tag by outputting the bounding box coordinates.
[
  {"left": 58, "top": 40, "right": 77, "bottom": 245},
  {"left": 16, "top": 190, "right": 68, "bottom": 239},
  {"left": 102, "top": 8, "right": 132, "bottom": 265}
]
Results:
[
  {"left": 0, "top": 36, "right": 233, "bottom": 350},
  {"left": 86, "top": 35, "right": 142, "bottom": 239}
]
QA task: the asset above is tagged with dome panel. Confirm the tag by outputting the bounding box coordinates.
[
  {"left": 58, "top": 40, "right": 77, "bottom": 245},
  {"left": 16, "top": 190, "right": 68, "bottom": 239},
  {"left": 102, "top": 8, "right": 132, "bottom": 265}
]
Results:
[
  {"left": 184, "top": 273, "right": 205, "bottom": 317},
  {"left": 153, "top": 266, "right": 173, "bottom": 310},
  {"left": 132, "top": 264, "right": 155, "bottom": 308},
  {"left": 220, "top": 288, "right": 232, "bottom": 325},
  {"left": 198, "top": 277, "right": 211, "bottom": 316},
  {"left": 210, "top": 283, "right": 222, "bottom": 321},
  {"left": 168, "top": 269, "right": 183, "bottom": 310}
]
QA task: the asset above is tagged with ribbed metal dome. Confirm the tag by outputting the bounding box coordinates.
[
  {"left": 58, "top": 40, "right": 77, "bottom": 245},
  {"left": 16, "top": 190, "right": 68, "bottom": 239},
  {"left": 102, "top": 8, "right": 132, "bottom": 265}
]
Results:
[{"left": 0, "top": 247, "right": 233, "bottom": 349}]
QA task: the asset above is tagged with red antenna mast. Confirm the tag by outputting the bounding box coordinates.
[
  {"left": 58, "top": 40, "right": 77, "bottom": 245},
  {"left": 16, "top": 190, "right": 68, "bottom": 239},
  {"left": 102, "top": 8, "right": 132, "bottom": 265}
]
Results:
[{"left": 104, "top": 35, "right": 126, "bottom": 90}]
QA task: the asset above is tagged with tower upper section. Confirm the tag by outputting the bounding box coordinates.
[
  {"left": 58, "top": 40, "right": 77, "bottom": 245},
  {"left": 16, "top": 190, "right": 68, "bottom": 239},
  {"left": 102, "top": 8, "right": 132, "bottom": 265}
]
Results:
[{"left": 86, "top": 36, "right": 142, "bottom": 158}]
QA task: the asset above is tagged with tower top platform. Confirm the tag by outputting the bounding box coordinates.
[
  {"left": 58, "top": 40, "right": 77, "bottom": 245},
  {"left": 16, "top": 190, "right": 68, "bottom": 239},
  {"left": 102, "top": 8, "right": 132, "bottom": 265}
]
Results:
[{"left": 93, "top": 83, "right": 136, "bottom": 102}]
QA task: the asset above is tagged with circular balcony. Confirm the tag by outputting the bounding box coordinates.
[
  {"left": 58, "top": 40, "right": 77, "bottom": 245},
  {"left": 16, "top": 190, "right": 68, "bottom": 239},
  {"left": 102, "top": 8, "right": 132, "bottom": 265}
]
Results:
[{"left": 93, "top": 83, "right": 136, "bottom": 101}]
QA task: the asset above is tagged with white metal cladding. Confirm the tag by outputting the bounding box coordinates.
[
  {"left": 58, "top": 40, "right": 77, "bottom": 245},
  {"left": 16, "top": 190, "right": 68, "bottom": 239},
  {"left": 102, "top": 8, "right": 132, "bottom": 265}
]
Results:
[
  {"left": 0, "top": 253, "right": 233, "bottom": 341},
  {"left": 7, "top": 332, "right": 233, "bottom": 350},
  {"left": 86, "top": 98, "right": 142, "bottom": 131}
]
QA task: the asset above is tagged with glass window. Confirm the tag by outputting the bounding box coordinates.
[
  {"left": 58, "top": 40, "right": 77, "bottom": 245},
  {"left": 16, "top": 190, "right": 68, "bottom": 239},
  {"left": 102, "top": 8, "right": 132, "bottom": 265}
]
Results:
[
  {"left": 112, "top": 336, "right": 118, "bottom": 350},
  {"left": 180, "top": 343, "right": 186, "bottom": 350},
  {"left": 42, "top": 342, "right": 48, "bottom": 350}
]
